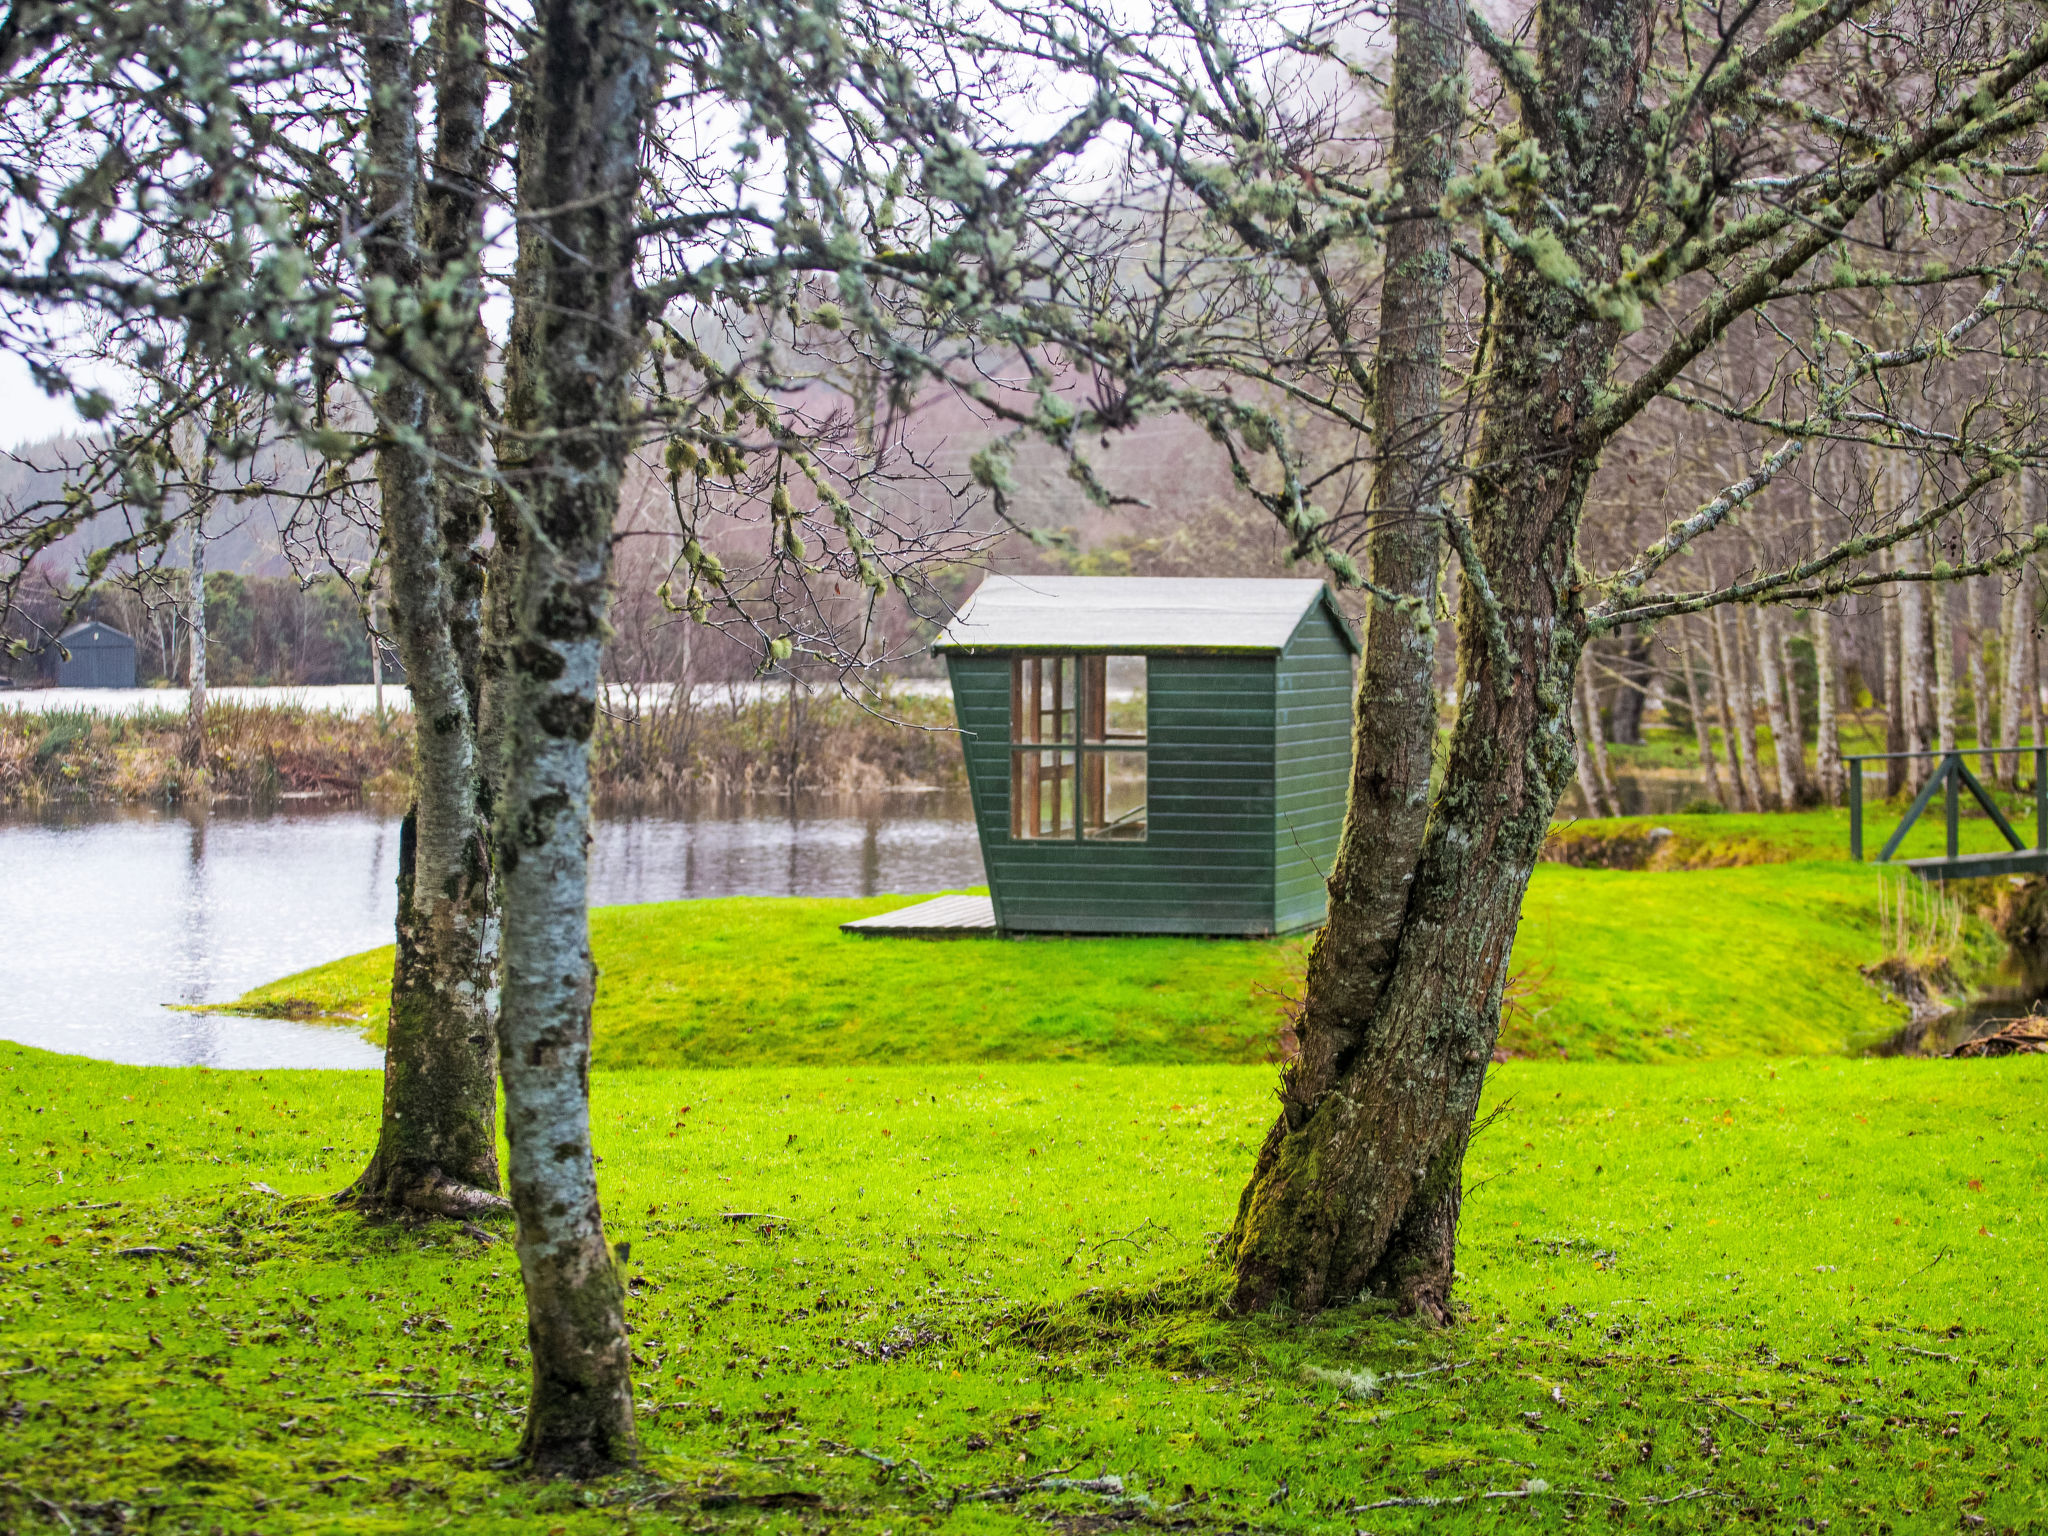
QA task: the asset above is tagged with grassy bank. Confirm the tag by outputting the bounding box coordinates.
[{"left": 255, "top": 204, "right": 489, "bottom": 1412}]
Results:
[
  {"left": 234, "top": 856, "right": 1986, "bottom": 1063},
  {"left": 1544, "top": 805, "right": 2048, "bottom": 867},
  {"left": 0, "top": 692, "right": 964, "bottom": 807},
  {"left": 2, "top": 1048, "right": 2042, "bottom": 1532},
  {"left": 235, "top": 894, "right": 1307, "bottom": 1067}
]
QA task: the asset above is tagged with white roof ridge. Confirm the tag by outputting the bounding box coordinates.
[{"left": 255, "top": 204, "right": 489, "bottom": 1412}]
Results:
[{"left": 935, "top": 574, "right": 1354, "bottom": 654}]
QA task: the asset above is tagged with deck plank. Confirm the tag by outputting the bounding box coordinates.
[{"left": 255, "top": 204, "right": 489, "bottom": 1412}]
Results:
[{"left": 840, "top": 895, "right": 997, "bottom": 935}]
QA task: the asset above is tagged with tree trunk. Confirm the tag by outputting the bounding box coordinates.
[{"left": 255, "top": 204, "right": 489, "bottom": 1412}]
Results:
[
  {"left": 1708, "top": 602, "right": 1753, "bottom": 810},
  {"left": 1810, "top": 492, "right": 1842, "bottom": 804},
  {"left": 1931, "top": 556, "right": 1956, "bottom": 758},
  {"left": 2031, "top": 566, "right": 2044, "bottom": 756},
  {"left": 1677, "top": 622, "right": 1725, "bottom": 806},
  {"left": 1718, "top": 604, "right": 1766, "bottom": 809},
  {"left": 1226, "top": 0, "right": 1468, "bottom": 1320},
  {"left": 1227, "top": 0, "right": 1646, "bottom": 1317},
  {"left": 1608, "top": 631, "right": 1648, "bottom": 745},
  {"left": 343, "top": 0, "right": 504, "bottom": 1218},
  {"left": 491, "top": 0, "right": 658, "bottom": 1472},
  {"left": 1813, "top": 606, "right": 1842, "bottom": 805},
  {"left": 1578, "top": 661, "right": 1621, "bottom": 816},
  {"left": 2000, "top": 554, "right": 2031, "bottom": 788},
  {"left": 186, "top": 515, "right": 206, "bottom": 765},
  {"left": 1969, "top": 611, "right": 1992, "bottom": 781},
  {"left": 1900, "top": 545, "right": 1932, "bottom": 782},
  {"left": 1884, "top": 548, "right": 1907, "bottom": 795},
  {"left": 1753, "top": 602, "right": 1799, "bottom": 809},
  {"left": 1776, "top": 612, "right": 1810, "bottom": 804},
  {"left": 1570, "top": 680, "right": 1606, "bottom": 817}
]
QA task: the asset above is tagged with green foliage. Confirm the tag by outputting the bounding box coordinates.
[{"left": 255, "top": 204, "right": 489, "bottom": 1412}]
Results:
[{"left": 1, "top": 1049, "right": 2043, "bottom": 1530}]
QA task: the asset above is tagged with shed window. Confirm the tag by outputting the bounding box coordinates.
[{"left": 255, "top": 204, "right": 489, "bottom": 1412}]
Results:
[{"left": 1010, "top": 655, "right": 1146, "bottom": 841}]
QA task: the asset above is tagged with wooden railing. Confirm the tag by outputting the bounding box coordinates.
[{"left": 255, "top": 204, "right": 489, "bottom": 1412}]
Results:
[{"left": 1846, "top": 747, "right": 2048, "bottom": 865}]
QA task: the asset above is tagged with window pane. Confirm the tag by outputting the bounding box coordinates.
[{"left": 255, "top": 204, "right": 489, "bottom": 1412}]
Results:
[
  {"left": 1011, "top": 749, "right": 1074, "bottom": 839},
  {"left": 1082, "top": 750, "right": 1147, "bottom": 840},
  {"left": 1011, "top": 656, "right": 1075, "bottom": 744},
  {"left": 1080, "top": 655, "right": 1146, "bottom": 744}
]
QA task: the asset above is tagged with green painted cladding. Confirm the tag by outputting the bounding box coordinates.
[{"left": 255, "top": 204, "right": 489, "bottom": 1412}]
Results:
[
  {"left": 1273, "top": 604, "right": 1357, "bottom": 933},
  {"left": 945, "top": 611, "right": 1352, "bottom": 935}
]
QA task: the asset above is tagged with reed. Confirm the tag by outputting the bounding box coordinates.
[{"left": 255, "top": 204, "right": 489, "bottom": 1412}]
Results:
[{"left": 0, "top": 689, "right": 964, "bottom": 806}]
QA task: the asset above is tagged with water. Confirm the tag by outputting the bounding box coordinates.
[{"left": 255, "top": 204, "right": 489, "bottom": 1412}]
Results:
[{"left": 0, "top": 793, "right": 982, "bottom": 1071}]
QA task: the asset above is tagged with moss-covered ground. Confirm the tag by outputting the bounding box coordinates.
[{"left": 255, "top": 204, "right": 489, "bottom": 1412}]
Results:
[
  {"left": 3, "top": 1048, "right": 2043, "bottom": 1532},
  {"left": 232, "top": 839, "right": 2004, "bottom": 1065}
]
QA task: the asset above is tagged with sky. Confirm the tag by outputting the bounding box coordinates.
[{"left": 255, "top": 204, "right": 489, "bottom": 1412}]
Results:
[{"left": 0, "top": 352, "right": 86, "bottom": 452}]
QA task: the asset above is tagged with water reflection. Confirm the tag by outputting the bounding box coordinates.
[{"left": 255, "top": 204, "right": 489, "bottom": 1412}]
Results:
[{"left": 0, "top": 792, "right": 981, "bottom": 1070}]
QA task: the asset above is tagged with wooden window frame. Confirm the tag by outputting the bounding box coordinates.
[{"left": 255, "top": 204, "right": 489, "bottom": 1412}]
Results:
[{"left": 1008, "top": 654, "right": 1147, "bottom": 842}]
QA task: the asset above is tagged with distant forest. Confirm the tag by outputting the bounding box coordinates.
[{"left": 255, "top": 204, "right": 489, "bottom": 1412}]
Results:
[{"left": 5, "top": 572, "right": 378, "bottom": 688}]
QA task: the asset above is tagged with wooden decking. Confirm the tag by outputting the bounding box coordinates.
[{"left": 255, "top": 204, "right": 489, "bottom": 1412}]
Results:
[
  {"left": 840, "top": 894, "right": 997, "bottom": 936},
  {"left": 1903, "top": 848, "right": 2048, "bottom": 880}
]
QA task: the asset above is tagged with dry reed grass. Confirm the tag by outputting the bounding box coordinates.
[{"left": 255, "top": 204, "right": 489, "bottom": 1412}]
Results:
[{"left": 0, "top": 689, "right": 965, "bottom": 806}]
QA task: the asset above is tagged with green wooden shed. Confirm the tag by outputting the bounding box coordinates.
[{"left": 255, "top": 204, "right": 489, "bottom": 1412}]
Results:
[{"left": 935, "top": 576, "right": 1357, "bottom": 936}]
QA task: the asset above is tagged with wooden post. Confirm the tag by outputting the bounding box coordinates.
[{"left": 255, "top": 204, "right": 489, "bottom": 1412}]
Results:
[
  {"left": 2036, "top": 746, "right": 2045, "bottom": 852},
  {"left": 1945, "top": 752, "right": 1959, "bottom": 861},
  {"left": 1849, "top": 758, "right": 1863, "bottom": 861}
]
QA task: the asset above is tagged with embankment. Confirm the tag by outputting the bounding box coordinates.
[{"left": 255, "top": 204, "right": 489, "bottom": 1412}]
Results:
[{"left": 0, "top": 691, "right": 964, "bottom": 806}]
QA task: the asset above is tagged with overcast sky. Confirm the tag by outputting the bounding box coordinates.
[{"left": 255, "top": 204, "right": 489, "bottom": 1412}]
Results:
[{"left": 0, "top": 353, "right": 85, "bottom": 451}]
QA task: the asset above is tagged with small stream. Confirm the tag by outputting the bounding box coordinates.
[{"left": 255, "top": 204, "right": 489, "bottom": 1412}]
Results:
[{"left": 0, "top": 793, "right": 982, "bottom": 1071}]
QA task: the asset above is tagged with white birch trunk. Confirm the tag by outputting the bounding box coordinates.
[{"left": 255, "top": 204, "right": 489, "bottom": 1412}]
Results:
[
  {"left": 490, "top": 0, "right": 660, "bottom": 1472},
  {"left": 1578, "top": 662, "right": 1621, "bottom": 816},
  {"left": 1709, "top": 602, "right": 1758, "bottom": 810},
  {"left": 187, "top": 519, "right": 206, "bottom": 749},
  {"left": 1754, "top": 603, "right": 1799, "bottom": 809},
  {"left": 1931, "top": 564, "right": 1956, "bottom": 757},
  {"left": 1677, "top": 622, "right": 1725, "bottom": 806},
  {"left": 1882, "top": 546, "right": 1907, "bottom": 794},
  {"left": 1970, "top": 621, "right": 1992, "bottom": 780}
]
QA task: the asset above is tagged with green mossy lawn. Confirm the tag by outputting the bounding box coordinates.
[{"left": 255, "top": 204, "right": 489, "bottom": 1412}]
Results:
[
  {"left": 231, "top": 853, "right": 1995, "bottom": 1065},
  {"left": 2, "top": 1049, "right": 2043, "bottom": 1531}
]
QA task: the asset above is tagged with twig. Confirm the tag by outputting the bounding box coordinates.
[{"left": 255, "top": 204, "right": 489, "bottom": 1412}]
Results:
[
  {"left": 0, "top": 1480, "right": 72, "bottom": 1532},
  {"left": 1890, "top": 1344, "right": 1971, "bottom": 1363},
  {"left": 1352, "top": 1481, "right": 1560, "bottom": 1511},
  {"left": 1637, "top": 1488, "right": 1720, "bottom": 1508},
  {"left": 1091, "top": 1218, "right": 1166, "bottom": 1254},
  {"left": 1905, "top": 1248, "right": 1950, "bottom": 1281},
  {"left": 1696, "top": 1397, "right": 1767, "bottom": 1429},
  {"left": 0, "top": 1365, "right": 43, "bottom": 1378},
  {"left": 1382, "top": 1358, "right": 1475, "bottom": 1384},
  {"left": 459, "top": 1222, "right": 499, "bottom": 1244},
  {"left": 817, "top": 1440, "right": 931, "bottom": 1483},
  {"left": 355, "top": 1389, "right": 485, "bottom": 1401},
  {"left": 955, "top": 1473, "right": 1131, "bottom": 1505}
]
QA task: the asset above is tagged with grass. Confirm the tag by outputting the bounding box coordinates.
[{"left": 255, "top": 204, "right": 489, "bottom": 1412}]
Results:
[
  {"left": 2, "top": 1046, "right": 2044, "bottom": 1532},
  {"left": 229, "top": 893, "right": 1306, "bottom": 1067},
  {"left": 233, "top": 853, "right": 1997, "bottom": 1065},
  {"left": 1507, "top": 862, "right": 2005, "bottom": 1059}
]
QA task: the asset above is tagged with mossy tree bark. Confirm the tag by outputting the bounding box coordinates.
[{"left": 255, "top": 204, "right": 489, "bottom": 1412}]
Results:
[
  {"left": 1228, "top": 0, "right": 1467, "bottom": 1319},
  {"left": 1228, "top": 0, "right": 1652, "bottom": 1320},
  {"left": 344, "top": 0, "right": 505, "bottom": 1218},
  {"left": 490, "top": 0, "right": 659, "bottom": 1476}
]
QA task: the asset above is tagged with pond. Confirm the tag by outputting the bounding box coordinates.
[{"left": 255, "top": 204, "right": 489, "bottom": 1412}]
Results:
[{"left": 0, "top": 793, "right": 983, "bottom": 1071}]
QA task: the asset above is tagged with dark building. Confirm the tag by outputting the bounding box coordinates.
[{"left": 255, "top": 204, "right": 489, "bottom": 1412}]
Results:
[
  {"left": 936, "top": 576, "right": 1356, "bottom": 935},
  {"left": 45, "top": 621, "right": 138, "bottom": 688}
]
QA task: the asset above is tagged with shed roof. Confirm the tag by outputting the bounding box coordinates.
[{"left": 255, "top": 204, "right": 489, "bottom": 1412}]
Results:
[
  {"left": 57, "top": 620, "right": 133, "bottom": 646},
  {"left": 936, "top": 576, "right": 1356, "bottom": 654}
]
